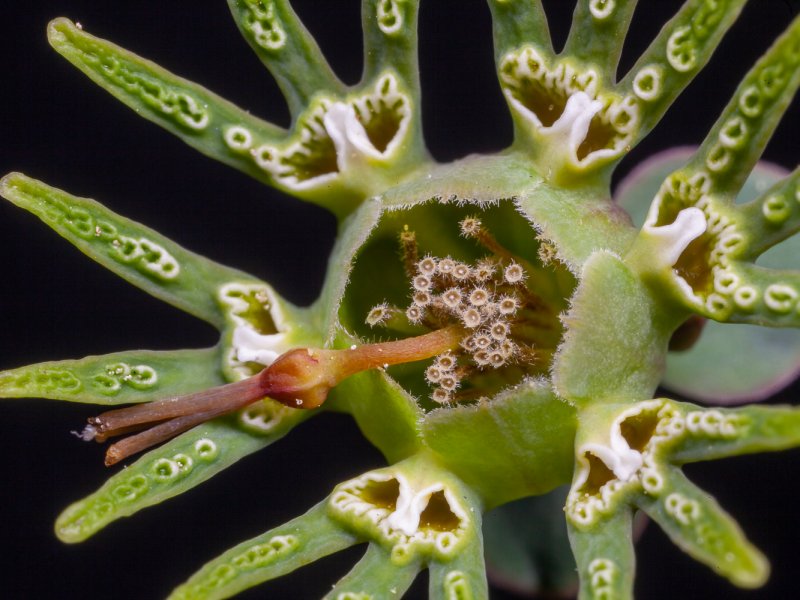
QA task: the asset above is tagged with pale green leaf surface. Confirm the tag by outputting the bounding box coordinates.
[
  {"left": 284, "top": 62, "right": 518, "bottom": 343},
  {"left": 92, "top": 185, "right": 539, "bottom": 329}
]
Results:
[
  {"left": 553, "top": 251, "right": 674, "bottom": 405},
  {"left": 422, "top": 380, "right": 575, "bottom": 507}
]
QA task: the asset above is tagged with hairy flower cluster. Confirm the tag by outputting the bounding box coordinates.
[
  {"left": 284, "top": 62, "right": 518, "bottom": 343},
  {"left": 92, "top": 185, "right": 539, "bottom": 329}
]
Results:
[{"left": 367, "top": 217, "right": 544, "bottom": 404}]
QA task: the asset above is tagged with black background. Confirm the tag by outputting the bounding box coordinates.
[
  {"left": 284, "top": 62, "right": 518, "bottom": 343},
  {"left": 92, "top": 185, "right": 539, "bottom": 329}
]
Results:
[{"left": 1, "top": 1, "right": 799, "bottom": 598}]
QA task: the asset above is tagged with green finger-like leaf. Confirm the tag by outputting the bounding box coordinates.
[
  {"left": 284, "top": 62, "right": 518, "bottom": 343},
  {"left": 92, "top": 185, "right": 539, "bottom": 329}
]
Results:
[
  {"left": 687, "top": 16, "right": 800, "bottom": 199},
  {"left": 56, "top": 408, "right": 309, "bottom": 543},
  {"left": 721, "top": 263, "right": 800, "bottom": 327},
  {"left": 483, "top": 487, "right": 577, "bottom": 597},
  {"left": 489, "top": 0, "right": 553, "bottom": 61},
  {"left": 47, "top": 18, "right": 290, "bottom": 191},
  {"left": 637, "top": 467, "right": 768, "bottom": 588},
  {"left": 568, "top": 508, "right": 635, "bottom": 600},
  {"left": 362, "top": 0, "right": 420, "bottom": 95},
  {"left": 563, "top": 0, "right": 638, "bottom": 79},
  {"left": 325, "top": 543, "right": 420, "bottom": 599},
  {"left": 169, "top": 500, "right": 357, "bottom": 600},
  {"left": 670, "top": 403, "right": 800, "bottom": 464},
  {"left": 0, "top": 173, "right": 261, "bottom": 329},
  {"left": 227, "top": 0, "right": 345, "bottom": 115},
  {"left": 737, "top": 168, "right": 800, "bottom": 259},
  {"left": 0, "top": 347, "right": 222, "bottom": 405},
  {"left": 422, "top": 380, "right": 575, "bottom": 507},
  {"left": 619, "top": 0, "right": 747, "bottom": 143},
  {"left": 429, "top": 522, "right": 488, "bottom": 600}
]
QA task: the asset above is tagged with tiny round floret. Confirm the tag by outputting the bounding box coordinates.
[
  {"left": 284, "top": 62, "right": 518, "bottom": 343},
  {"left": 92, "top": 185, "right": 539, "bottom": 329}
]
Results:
[
  {"left": 406, "top": 305, "right": 423, "bottom": 323},
  {"left": 413, "top": 291, "right": 431, "bottom": 306},
  {"left": 438, "top": 258, "right": 456, "bottom": 274},
  {"left": 459, "top": 216, "right": 482, "bottom": 238},
  {"left": 366, "top": 303, "right": 391, "bottom": 327},
  {"left": 431, "top": 388, "right": 451, "bottom": 404},
  {"left": 498, "top": 295, "right": 520, "bottom": 315},
  {"left": 453, "top": 263, "right": 472, "bottom": 280},
  {"left": 435, "top": 352, "right": 457, "bottom": 371},
  {"left": 442, "top": 288, "right": 462, "bottom": 308},
  {"left": 461, "top": 307, "right": 482, "bottom": 328},
  {"left": 417, "top": 256, "right": 437, "bottom": 275},
  {"left": 440, "top": 375, "right": 459, "bottom": 391},
  {"left": 474, "top": 259, "right": 495, "bottom": 281},
  {"left": 490, "top": 321, "right": 509, "bottom": 341},
  {"left": 425, "top": 365, "right": 442, "bottom": 383},
  {"left": 469, "top": 288, "right": 490, "bottom": 306},
  {"left": 504, "top": 262, "right": 525, "bottom": 284},
  {"left": 413, "top": 275, "right": 431, "bottom": 291}
]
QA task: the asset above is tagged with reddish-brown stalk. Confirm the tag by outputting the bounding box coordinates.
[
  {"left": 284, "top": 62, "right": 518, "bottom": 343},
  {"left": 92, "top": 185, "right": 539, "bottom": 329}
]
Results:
[{"left": 92, "top": 325, "right": 462, "bottom": 465}]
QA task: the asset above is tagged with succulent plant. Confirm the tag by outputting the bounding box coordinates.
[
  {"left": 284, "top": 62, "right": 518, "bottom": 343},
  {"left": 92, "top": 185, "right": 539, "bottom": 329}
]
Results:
[{"left": 1, "top": 1, "right": 799, "bottom": 599}]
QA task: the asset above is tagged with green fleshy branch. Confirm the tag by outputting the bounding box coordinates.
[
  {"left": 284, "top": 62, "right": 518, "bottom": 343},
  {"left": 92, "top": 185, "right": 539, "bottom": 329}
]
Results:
[
  {"left": 325, "top": 544, "right": 421, "bottom": 599},
  {"left": 670, "top": 403, "right": 800, "bottom": 463},
  {"left": 428, "top": 519, "right": 488, "bottom": 600},
  {"left": 361, "top": 0, "right": 421, "bottom": 97},
  {"left": 0, "top": 173, "right": 261, "bottom": 330},
  {"left": 737, "top": 168, "right": 800, "bottom": 258},
  {"left": 619, "top": 0, "right": 747, "bottom": 142},
  {"left": 568, "top": 509, "right": 635, "bottom": 600},
  {"left": 562, "top": 0, "right": 638, "bottom": 79},
  {"left": 227, "top": 0, "right": 345, "bottom": 116},
  {"left": 636, "top": 467, "right": 768, "bottom": 588},
  {"left": 686, "top": 15, "right": 800, "bottom": 198},
  {"left": 0, "top": 347, "right": 223, "bottom": 405},
  {"left": 169, "top": 500, "right": 358, "bottom": 600},
  {"left": 56, "top": 409, "right": 309, "bottom": 543},
  {"left": 488, "top": 0, "right": 553, "bottom": 61},
  {"left": 719, "top": 263, "right": 800, "bottom": 327}
]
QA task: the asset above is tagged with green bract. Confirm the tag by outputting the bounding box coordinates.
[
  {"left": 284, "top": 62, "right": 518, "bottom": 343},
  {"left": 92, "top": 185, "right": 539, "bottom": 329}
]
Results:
[{"left": 2, "top": 2, "right": 799, "bottom": 599}]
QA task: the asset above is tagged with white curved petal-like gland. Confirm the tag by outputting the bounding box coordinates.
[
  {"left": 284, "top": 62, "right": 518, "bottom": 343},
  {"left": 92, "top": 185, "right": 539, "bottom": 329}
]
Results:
[
  {"left": 248, "top": 74, "right": 411, "bottom": 192},
  {"left": 567, "top": 400, "right": 745, "bottom": 526},
  {"left": 498, "top": 46, "right": 640, "bottom": 169},
  {"left": 218, "top": 282, "right": 292, "bottom": 379},
  {"left": 641, "top": 170, "right": 758, "bottom": 317},
  {"left": 329, "top": 471, "right": 471, "bottom": 564}
]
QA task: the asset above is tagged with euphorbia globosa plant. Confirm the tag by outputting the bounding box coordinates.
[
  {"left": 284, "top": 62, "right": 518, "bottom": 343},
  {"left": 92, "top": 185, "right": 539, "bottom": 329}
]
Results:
[{"left": 1, "top": 1, "right": 800, "bottom": 598}]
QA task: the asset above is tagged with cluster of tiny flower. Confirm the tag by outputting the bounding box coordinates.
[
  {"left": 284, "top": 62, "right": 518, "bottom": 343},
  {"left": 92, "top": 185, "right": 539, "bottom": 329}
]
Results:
[{"left": 366, "top": 218, "right": 536, "bottom": 404}]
